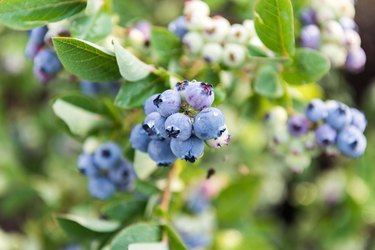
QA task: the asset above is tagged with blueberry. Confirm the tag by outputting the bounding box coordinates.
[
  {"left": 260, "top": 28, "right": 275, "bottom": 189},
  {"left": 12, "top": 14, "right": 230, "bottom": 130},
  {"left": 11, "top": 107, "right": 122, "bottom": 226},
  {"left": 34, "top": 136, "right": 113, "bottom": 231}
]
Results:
[
  {"left": 168, "top": 16, "right": 188, "bottom": 39},
  {"left": 175, "top": 80, "right": 199, "bottom": 99},
  {"left": 108, "top": 159, "right": 135, "bottom": 191},
  {"left": 322, "top": 21, "right": 345, "bottom": 44},
  {"left": 143, "top": 112, "right": 167, "bottom": 139},
  {"left": 180, "top": 232, "right": 212, "bottom": 249},
  {"left": 164, "top": 113, "right": 193, "bottom": 141},
  {"left": 153, "top": 90, "right": 181, "bottom": 117},
  {"left": 205, "top": 124, "right": 230, "bottom": 148},
  {"left": 25, "top": 26, "right": 48, "bottom": 59},
  {"left": 193, "top": 107, "right": 225, "bottom": 140},
  {"left": 325, "top": 101, "right": 352, "bottom": 130},
  {"left": 264, "top": 106, "right": 288, "bottom": 128},
  {"left": 187, "top": 190, "right": 210, "bottom": 214},
  {"left": 33, "top": 48, "right": 62, "bottom": 83},
  {"left": 80, "top": 80, "right": 101, "bottom": 96},
  {"left": 300, "top": 25, "right": 320, "bottom": 49},
  {"left": 305, "top": 99, "right": 327, "bottom": 122},
  {"left": 77, "top": 153, "right": 98, "bottom": 176},
  {"left": 339, "top": 17, "right": 358, "bottom": 31},
  {"left": 185, "top": 82, "right": 214, "bottom": 111},
  {"left": 336, "top": 125, "right": 367, "bottom": 158},
  {"left": 227, "top": 23, "right": 249, "bottom": 44},
  {"left": 315, "top": 124, "right": 337, "bottom": 147},
  {"left": 345, "top": 47, "right": 366, "bottom": 74},
  {"left": 344, "top": 30, "right": 361, "bottom": 48},
  {"left": 285, "top": 153, "right": 311, "bottom": 173},
  {"left": 183, "top": 31, "right": 204, "bottom": 54},
  {"left": 203, "top": 16, "right": 230, "bottom": 43},
  {"left": 184, "top": 0, "right": 210, "bottom": 17},
  {"left": 351, "top": 108, "right": 367, "bottom": 132},
  {"left": 147, "top": 139, "right": 177, "bottom": 166},
  {"left": 321, "top": 43, "right": 347, "bottom": 67},
  {"left": 130, "top": 124, "right": 151, "bottom": 152},
  {"left": 134, "top": 21, "right": 151, "bottom": 41},
  {"left": 300, "top": 8, "right": 317, "bottom": 25},
  {"left": 144, "top": 94, "right": 159, "bottom": 115},
  {"left": 202, "top": 43, "right": 223, "bottom": 64},
  {"left": 93, "top": 142, "right": 122, "bottom": 170},
  {"left": 287, "top": 115, "right": 310, "bottom": 137},
  {"left": 88, "top": 176, "right": 116, "bottom": 200},
  {"left": 170, "top": 136, "right": 204, "bottom": 163},
  {"left": 222, "top": 43, "right": 246, "bottom": 67}
]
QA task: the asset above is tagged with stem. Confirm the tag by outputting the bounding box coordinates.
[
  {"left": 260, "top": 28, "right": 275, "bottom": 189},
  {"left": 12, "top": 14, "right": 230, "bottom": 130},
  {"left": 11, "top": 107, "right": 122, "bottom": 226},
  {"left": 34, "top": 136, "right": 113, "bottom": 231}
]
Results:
[{"left": 160, "top": 162, "right": 180, "bottom": 213}]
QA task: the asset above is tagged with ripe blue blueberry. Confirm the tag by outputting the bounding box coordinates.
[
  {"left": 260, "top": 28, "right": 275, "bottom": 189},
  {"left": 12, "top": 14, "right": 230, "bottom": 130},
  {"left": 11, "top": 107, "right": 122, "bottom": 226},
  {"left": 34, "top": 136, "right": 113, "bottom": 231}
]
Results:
[
  {"left": 187, "top": 191, "right": 210, "bottom": 214},
  {"left": 193, "top": 107, "right": 225, "bottom": 140},
  {"left": 300, "top": 8, "right": 317, "bottom": 25},
  {"left": 300, "top": 25, "right": 320, "bottom": 49},
  {"left": 144, "top": 94, "right": 159, "bottom": 115},
  {"left": 185, "top": 82, "right": 214, "bottom": 111},
  {"left": 33, "top": 48, "right": 62, "bottom": 83},
  {"left": 175, "top": 80, "right": 199, "bottom": 99},
  {"left": 202, "top": 43, "right": 223, "bottom": 64},
  {"left": 108, "top": 159, "right": 135, "bottom": 191},
  {"left": 325, "top": 101, "right": 352, "bottom": 130},
  {"left": 130, "top": 124, "right": 151, "bottom": 153},
  {"left": 170, "top": 136, "right": 204, "bottom": 162},
  {"left": 287, "top": 115, "right": 310, "bottom": 137},
  {"left": 336, "top": 125, "right": 367, "bottom": 158},
  {"left": 77, "top": 153, "right": 98, "bottom": 176},
  {"left": 25, "top": 26, "right": 48, "bottom": 59},
  {"left": 148, "top": 139, "right": 177, "bottom": 166},
  {"left": 168, "top": 16, "right": 188, "bottom": 39},
  {"left": 93, "top": 142, "right": 122, "bottom": 170},
  {"left": 88, "top": 176, "right": 116, "bottom": 200},
  {"left": 345, "top": 47, "right": 366, "bottom": 74},
  {"left": 315, "top": 124, "right": 337, "bottom": 147},
  {"left": 143, "top": 112, "right": 167, "bottom": 139},
  {"left": 351, "top": 108, "right": 367, "bottom": 132},
  {"left": 165, "top": 113, "right": 193, "bottom": 141},
  {"left": 205, "top": 124, "right": 230, "bottom": 148},
  {"left": 153, "top": 90, "right": 181, "bottom": 117},
  {"left": 305, "top": 98, "right": 327, "bottom": 122}
]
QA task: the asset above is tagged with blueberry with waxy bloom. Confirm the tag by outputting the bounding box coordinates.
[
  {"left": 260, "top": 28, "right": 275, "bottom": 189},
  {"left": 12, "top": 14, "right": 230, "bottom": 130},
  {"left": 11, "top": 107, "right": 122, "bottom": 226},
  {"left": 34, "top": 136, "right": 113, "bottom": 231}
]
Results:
[
  {"left": 193, "top": 107, "right": 225, "bottom": 140},
  {"left": 153, "top": 90, "right": 181, "bottom": 117},
  {"left": 185, "top": 82, "right": 214, "bottom": 111},
  {"left": 142, "top": 112, "right": 165, "bottom": 139},
  {"left": 202, "top": 43, "right": 223, "bottom": 64},
  {"left": 148, "top": 139, "right": 177, "bottom": 166},
  {"left": 169, "top": 16, "right": 188, "bottom": 39},
  {"left": 287, "top": 115, "right": 310, "bottom": 137},
  {"left": 88, "top": 176, "right": 116, "bottom": 200},
  {"left": 77, "top": 153, "right": 98, "bottom": 176},
  {"left": 165, "top": 113, "right": 193, "bottom": 141},
  {"left": 336, "top": 125, "right": 367, "bottom": 158},
  {"left": 345, "top": 47, "right": 366, "bottom": 74},
  {"left": 175, "top": 80, "right": 199, "bottom": 99},
  {"left": 339, "top": 17, "right": 358, "bottom": 31},
  {"left": 93, "top": 142, "right": 122, "bottom": 170},
  {"left": 108, "top": 159, "right": 135, "bottom": 191},
  {"left": 205, "top": 125, "right": 230, "bottom": 148},
  {"left": 25, "top": 26, "right": 48, "bottom": 59},
  {"left": 170, "top": 136, "right": 204, "bottom": 162},
  {"left": 300, "top": 25, "right": 320, "bottom": 49},
  {"left": 326, "top": 101, "right": 352, "bottom": 130},
  {"left": 227, "top": 23, "right": 249, "bottom": 44},
  {"left": 351, "top": 108, "right": 367, "bottom": 132},
  {"left": 222, "top": 43, "right": 246, "bottom": 67},
  {"left": 300, "top": 8, "right": 317, "bottom": 25},
  {"left": 203, "top": 16, "right": 230, "bottom": 43},
  {"left": 143, "top": 94, "right": 159, "bottom": 115},
  {"left": 33, "top": 48, "right": 62, "bottom": 83},
  {"left": 305, "top": 98, "right": 327, "bottom": 122},
  {"left": 183, "top": 31, "right": 204, "bottom": 54},
  {"left": 130, "top": 124, "right": 151, "bottom": 152},
  {"left": 315, "top": 124, "right": 337, "bottom": 147}
]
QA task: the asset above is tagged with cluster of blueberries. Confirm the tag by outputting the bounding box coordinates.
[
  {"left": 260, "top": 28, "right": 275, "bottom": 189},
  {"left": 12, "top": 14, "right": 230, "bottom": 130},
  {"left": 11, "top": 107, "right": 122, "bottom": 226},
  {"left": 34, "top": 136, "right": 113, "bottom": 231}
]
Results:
[
  {"left": 77, "top": 141, "right": 136, "bottom": 199},
  {"left": 25, "top": 26, "right": 63, "bottom": 83},
  {"left": 130, "top": 80, "right": 230, "bottom": 166},
  {"left": 265, "top": 99, "right": 367, "bottom": 172},
  {"left": 299, "top": 0, "right": 366, "bottom": 73},
  {"left": 168, "top": 0, "right": 268, "bottom": 68}
]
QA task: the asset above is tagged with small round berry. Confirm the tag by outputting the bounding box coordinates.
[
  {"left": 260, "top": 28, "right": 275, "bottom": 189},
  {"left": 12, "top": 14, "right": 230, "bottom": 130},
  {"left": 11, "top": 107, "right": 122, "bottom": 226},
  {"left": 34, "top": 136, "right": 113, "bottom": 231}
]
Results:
[
  {"left": 127, "top": 28, "right": 147, "bottom": 48},
  {"left": 287, "top": 115, "right": 310, "bottom": 137},
  {"left": 33, "top": 48, "right": 62, "bottom": 83},
  {"left": 134, "top": 21, "right": 151, "bottom": 41},
  {"left": 315, "top": 124, "right": 337, "bottom": 147},
  {"left": 25, "top": 26, "right": 48, "bottom": 59},
  {"left": 285, "top": 153, "right": 311, "bottom": 173},
  {"left": 165, "top": 113, "right": 193, "bottom": 141},
  {"left": 227, "top": 24, "right": 249, "bottom": 44},
  {"left": 130, "top": 124, "right": 151, "bottom": 152},
  {"left": 350, "top": 108, "right": 367, "bottom": 132},
  {"left": 168, "top": 16, "right": 188, "bottom": 39},
  {"left": 80, "top": 80, "right": 101, "bottom": 96},
  {"left": 185, "top": 13, "right": 210, "bottom": 31},
  {"left": 175, "top": 80, "right": 199, "bottom": 99},
  {"left": 325, "top": 101, "right": 352, "bottom": 130},
  {"left": 305, "top": 99, "right": 327, "bottom": 122},
  {"left": 186, "top": 188, "right": 210, "bottom": 214},
  {"left": 344, "top": 29, "right": 361, "bottom": 49},
  {"left": 322, "top": 21, "right": 345, "bottom": 44},
  {"left": 222, "top": 43, "right": 246, "bottom": 68},
  {"left": 242, "top": 19, "right": 256, "bottom": 38},
  {"left": 93, "top": 142, "right": 122, "bottom": 170},
  {"left": 148, "top": 139, "right": 177, "bottom": 166},
  {"left": 193, "top": 107, "right": 225, "bottom": 140},
  {"left": 108, "top": 159, "right": 135, "bottom": 191},
  {"left": 153, "top": 90, "right": 181, "bottom": 117},
  {"left": 143, "top": 112, "right": 166, "bottom": 139},
  {"left": 203, "top": 16, "right": 231, "bottom": 43},
  {"left": 170, "top": 136, "right": 204, "bottom": 163},
  {"left": 185, "top": 82, "right": 215, "bottom": 111},
  {"left": 300, "top": 8, "right": 317, "bottom": 25},
  {"left": 183, "top": 32, "right": 204, "bottom": 54},
  {"left": 336, "top": 125, "right": 367, "bottom": 158},
  {"left": 339, "top": 17, "right": 358, "bottom": 31},
  {"left": 321, "top": 43, "right": 347, "bottom": 67},
  {"left": 201, "top": 43, "right": 223, "bottom": 64},
  {"left": 268, "top": 125, "right": 290, "bottom": 146},
  {"left": 144, "top": 94, "right": 159, "bottom": 115},
  {"left": 264, "top": 107, "right": 288, "bottom": 128},
  {"left": 184, "top": 0, "right": 210, "bottom": 17},
  {"left": 333, "top": 0, "right": 355, "bottom": 19},
  {"left": 88, "top": 176, "right": 116, "bottom": 200},
  {"left": 205, "top": 125, "right": 230, "bottom": 148},
  {"left": 289, "top": 138, "right": 306, "bottom": 156},
  {"left": 316, "top": 7, "right": 336, "bottom": 24},
  {"left": 300, "top": 25, "right": 321, "bottom": 49},
  {"left": 345, "top": 47, "right": 366, "bottom": 74},
  {"left": 77, "top": 153, "right": 98, "bottom": 176}
]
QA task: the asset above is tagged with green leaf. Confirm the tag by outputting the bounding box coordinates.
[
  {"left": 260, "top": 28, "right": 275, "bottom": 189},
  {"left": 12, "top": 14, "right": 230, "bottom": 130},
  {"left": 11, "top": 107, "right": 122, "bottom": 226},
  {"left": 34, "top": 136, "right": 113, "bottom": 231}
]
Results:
[
  {"left": 114, "top": 75, "right": 165, "bottom": 109},
  {"left": 52, "top": 94, "right": 112, "bottom": 137},
  {"left": 0, "top": 0, "right": 86, "bottom": 30},
  {"left": 71, "top": 12, "right": 112, "bottom": 42},
  {"left": 150, "top": 27, "right": 182, "bottom": 65},
  {"left": 129, "top": 243, "right": 168, "bottom": 250},
  {"left": 254, "top": 0, "right": 295, "bottom": 56},
  {"left": 133, "top": 151, "right": 157, "bottom": 180},
  {"left": 114, "top": 40, "right": 153, "bottom": 82},
  {"left": 103, "top": 199, "right": 146, "bottom": 222},
  {"left": 53, "top": 37, "right": 121, "bottom": 82},
  {"left": 254, "top": 65, "right": 284, "bottom": 98},
  {"left": 56, "top": 214, "right": 120, "bottom": 241},
  {"left": 110, "top": 223, "right": 162, "bottom": 250},
  {"left": 163, "top": 225, "right": 188, "bottom": 250},
  {"left": 283, "top": 48, "right": 331, "bottom": 85},
  {"left": 248, "top": 45, "right": 269, "bottom": 57}
]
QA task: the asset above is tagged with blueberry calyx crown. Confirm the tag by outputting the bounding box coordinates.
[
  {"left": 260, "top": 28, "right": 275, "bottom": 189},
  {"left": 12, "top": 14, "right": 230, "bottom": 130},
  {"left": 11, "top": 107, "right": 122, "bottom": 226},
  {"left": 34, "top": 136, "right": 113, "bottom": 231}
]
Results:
[
  {"left": 153, "top": 94, "right": 163, "bottom": 108},
  {"left": 166, "top": 127, "right": 180, "bottom": 138},
  {"left": 176, "top": 80, "right": 189, "bottom": 91},
  {"left": 200, "top": 82, "right": 213, "bottom": 96}
]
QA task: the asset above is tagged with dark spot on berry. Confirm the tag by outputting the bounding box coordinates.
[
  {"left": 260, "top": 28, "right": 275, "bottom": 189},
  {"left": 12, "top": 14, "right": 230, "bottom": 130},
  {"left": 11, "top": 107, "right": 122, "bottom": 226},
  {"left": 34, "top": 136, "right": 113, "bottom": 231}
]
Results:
[
  {"left": 102, "top": 149, "right": 111, "bottom": 158},
  {"left": 79, "top": 168, "right": 86, "bottom": 175},
  {"left": 158, "top": 162, "right": 171, "bottom": 167},
  {"left": 185, "top": 155, "right": 196, "bottom": 163},
  {"left": 292, "top": 124, "right": 302, "bottom": 132},
  {"left": 337, "top": 106, "right": 346, "bottom": 115},
  {"left": 142, "top": 123, "right": 154, "bottom": 136},
  {"left": 166, "top": 127, "right": 180, "bottom": 138},
  {"left": 218, "top": 127, "right": 226, "bottom": 137},
  {"left": 322, "top": 138, "right": 330, "bottom": 145},
  {"left": 200, "top": 82, "right": 213, "bottom": 96},
  {"left": 264, "top": 113, "right": 270, "bottom": 121},
  {"left": 350, "top": 140, "right": 358, "bottom": 149},
  {"left": 307, "top": 103, "right": 314, "bottom": 110},
  {"left": 206, "top": 168, "right": 215, "bottom": 179},
  {"left": 229, "top": 52, "right": 235, "bottom": 61},
  {"left": 153, "top": 94, "right": 163, "bottom": 108},
  {"left": 122, "top": 170, "right": 129, "bottom": 178},
  {"left": 144, "top": 39, "right": 150, "bottom": 47}
]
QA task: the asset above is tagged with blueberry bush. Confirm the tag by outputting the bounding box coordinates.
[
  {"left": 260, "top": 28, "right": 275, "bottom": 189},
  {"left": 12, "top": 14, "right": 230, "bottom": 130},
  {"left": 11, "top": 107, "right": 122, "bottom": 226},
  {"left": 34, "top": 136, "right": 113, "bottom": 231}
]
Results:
[{"left": 0, "top": 0, "right": 374, "bottom": 249}]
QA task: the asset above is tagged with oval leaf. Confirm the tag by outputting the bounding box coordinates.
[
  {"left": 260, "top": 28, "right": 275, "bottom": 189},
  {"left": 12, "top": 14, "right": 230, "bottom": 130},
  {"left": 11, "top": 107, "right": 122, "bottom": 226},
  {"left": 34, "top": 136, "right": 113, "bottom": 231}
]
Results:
[
  {"left": 0, "top": 0, "right": 86, "bottom": 30},
  {"left": 163, "top": 224, "right": 188, "bottom": 250},
  {"left": 254, "top": 65, "right": 284, "bottom": 98},
  {"left": 150, "top": 27, "right": 182, "bottom": 65},
  {"left": 114, "top": 40, "right": 153, "bottom": 82},
  {"left": 254, "top": 0, "right": 295, "bottom": 56},
  {"left": 53, "top": 37, "right": 121, "bottom": 82}
]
